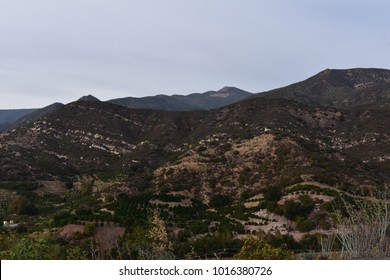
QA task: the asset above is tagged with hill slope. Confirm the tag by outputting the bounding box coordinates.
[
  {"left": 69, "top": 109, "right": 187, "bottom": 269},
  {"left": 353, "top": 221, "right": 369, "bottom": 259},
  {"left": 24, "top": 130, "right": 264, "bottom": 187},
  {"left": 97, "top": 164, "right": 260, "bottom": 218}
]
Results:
[
  {"left": 258, "top": 68, "right": 390, "bottom": 108},
  {"left": 1, "top": 68, "right": 390, "bottom": 259}
]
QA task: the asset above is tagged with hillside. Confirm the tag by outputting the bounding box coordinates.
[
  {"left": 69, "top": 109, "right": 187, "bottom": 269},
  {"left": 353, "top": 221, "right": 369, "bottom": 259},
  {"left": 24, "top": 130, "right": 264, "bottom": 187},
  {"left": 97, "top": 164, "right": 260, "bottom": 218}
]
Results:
[
  {"left": 0, "top": 109, "right": 37, "bottom": 131},
  {"left": 0, "top": 87, "right": 251, "bottom": 132},
  {"left": 1, "top": 68, "right": 389, "bottom": 259},
  {"left": 258, "top": 68, "right": 390, "bottom": 108}
]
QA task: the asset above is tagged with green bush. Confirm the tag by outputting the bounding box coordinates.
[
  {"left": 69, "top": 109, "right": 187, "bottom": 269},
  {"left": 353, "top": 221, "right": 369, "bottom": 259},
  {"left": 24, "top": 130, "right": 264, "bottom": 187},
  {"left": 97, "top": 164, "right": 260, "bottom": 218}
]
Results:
[
  {"left": 296, "top": 217, "right": 315, "bottom": 232},
  {"left": 9, "top": 195, "right": 37, "bottom": 215},
  {"left": 262, "top": 186, "right": 282, "bottom": 202},
  {"left": 189, "top": 220, "right": 209, "bottom": 235},
  {"left": 209, "top": 194, "right": 233, "bottom": 208},
  {"left": 235, "top": 237, "right": 294, "bottom": 260},
  {"left": 283, "top": 195, "right": 315, "bottom": 220}
]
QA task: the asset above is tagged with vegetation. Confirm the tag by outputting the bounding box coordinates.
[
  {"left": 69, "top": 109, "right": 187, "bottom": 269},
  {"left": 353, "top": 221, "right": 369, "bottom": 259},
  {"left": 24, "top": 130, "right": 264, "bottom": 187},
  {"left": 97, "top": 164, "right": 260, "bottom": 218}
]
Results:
[
  {"left": 235, "top": 237, "right": 294, "bottom": 260},
  {"left": 1, "top": 69, "right": 390, "bottom": 259},
  {"left": 335, "top": 192, "right": 390, "bottom": 259}
]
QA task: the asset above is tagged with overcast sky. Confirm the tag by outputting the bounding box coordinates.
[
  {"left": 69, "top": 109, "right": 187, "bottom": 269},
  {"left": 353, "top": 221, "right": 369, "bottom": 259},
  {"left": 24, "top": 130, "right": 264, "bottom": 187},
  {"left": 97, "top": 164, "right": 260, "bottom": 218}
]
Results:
[{"left": 1, "top": 0, "right": 389, "bottom": 108}]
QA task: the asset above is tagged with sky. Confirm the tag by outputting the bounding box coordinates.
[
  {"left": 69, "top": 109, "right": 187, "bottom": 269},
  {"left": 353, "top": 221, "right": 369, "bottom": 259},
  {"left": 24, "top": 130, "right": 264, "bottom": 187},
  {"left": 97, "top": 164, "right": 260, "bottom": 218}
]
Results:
[{"left": 1, "top": 0, "right": 390, "bottom": 109}]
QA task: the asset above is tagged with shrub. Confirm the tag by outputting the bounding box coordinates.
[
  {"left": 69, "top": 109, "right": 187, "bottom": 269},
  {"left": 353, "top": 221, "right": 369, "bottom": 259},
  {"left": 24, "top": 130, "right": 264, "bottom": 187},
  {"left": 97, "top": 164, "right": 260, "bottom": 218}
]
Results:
[
  {"left": 262, "top": 186, "right": 282, "bottom": 202},
  {"left": 9, "top": 195, "right": 37, "bottom": 215},
  {"left": 235, "top": 237, "right": 294, "bottom": 260},
  {"left": 209, "top": 194, "right": 233, "bottom": 208},
  {"left": 296, "top": 217, "right": 315, "bottom": 232},
  {"left": 283, "top": 195, "right": 315, "bottom": 220},
  {"left": 189, "top": 220, "right": 209, "bottom": 235},
  {"left": 335, "top": 192, "right": 390, "bottom": 259}
]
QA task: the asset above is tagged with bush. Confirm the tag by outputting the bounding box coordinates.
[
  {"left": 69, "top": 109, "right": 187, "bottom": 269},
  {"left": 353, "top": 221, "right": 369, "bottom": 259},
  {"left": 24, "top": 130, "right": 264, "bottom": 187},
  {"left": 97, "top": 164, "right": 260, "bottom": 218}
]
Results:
[
  {"left": 335, "top": 193, "right": 390, "bottom": 259},
  {"left": 283, "top": 195, "right": 315, "bottom": 220},
  {"left": 9, "top": 195, "right": 37, "bottom": 215},
  {"left": 209, "top": 194, "right": 233, "bottom": 208},
  {"left": 296, "top": 217, "right": 315, "bottom": 232},
  {"left": 318, "top": 220, "right": 331, "bottom": 230},
  {"left": 262, "top": 186, "right": 282, "bottom": 202},
  {"left": 189, "top": 220, "right": 209, "bottom": 235},
  {"left": 235, "top": 237, "right": 294, "bottom": 260},
  {"left": 282, "top": 200, "right": 301, "bottom": 220}
]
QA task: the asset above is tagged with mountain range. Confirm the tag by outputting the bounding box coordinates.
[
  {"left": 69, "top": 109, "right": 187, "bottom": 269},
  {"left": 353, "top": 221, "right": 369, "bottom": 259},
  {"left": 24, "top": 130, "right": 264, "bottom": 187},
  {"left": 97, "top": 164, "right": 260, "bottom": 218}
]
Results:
[
  {"left": 1, "top": 68, "right": 389, "bottom": 183},
  {"left": 1, "top": 68, "right": 390, "bottom": 259},
  {"left": 0, "top": 87, "right": 252, "bottom": 131}
]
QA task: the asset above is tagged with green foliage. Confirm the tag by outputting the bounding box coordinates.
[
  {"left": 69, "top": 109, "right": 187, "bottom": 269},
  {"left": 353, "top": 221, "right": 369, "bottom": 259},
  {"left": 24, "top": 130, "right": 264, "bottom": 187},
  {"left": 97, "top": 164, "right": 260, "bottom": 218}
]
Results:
[
  {"left": 189, "top": 220, "right": 209, "bottom": 235},
  {"left": 282, "top": 200, "right": 301, "bottom": 220},
  {"left": 154, "top": 193, "right": 182, "bottom": 202},
  {"left": 320, "top": 201, "right": 334, "bottom": 212},
  {"left": 209, "top": 194, "right": 233, "bottom": 208},
  {"left": 66, "top": 246, "right": 90, "bottom": 260},
  {"left": 82, "top": 223, "right": 95, "bottom": 237},
  {"left": 0, "top": 183, "right": 39, "bottom": 192},
  {"left": 282, "top": 195, "right": 315, "bottom": 220},
  {"left": 116, "top": 209, "right": 175, "bottom": 260},
  {"left": 235, "top": 237, "right": 294, "bottom": 260},
  {"left": 178, "top": 231, "right": 242, "bottom": 259},
  {"left": 263, "top": 233, "right": 300, "bottom": 251},
  {"left": 286, "top": 184, "right": 338, "bottom": 197},
  {"left": 318, "top": 220, "right": 331, "bottom": 230},
  {"left": 296, "top": 217, "right": 315, "bottom": 232},
  {"left": 9, "top": 195, "right": 37, "bottom": 215},
  {"left": 262, "top": 185, "right": 282, "bottom": 202},
  {"left": 0, "top": 235, "right": 65, "bottom": 260},
  {"left": 265, "top": 201, "right": 283, "bottom": 215},
  {"left": 334, "top": 193, "right": 390, "bottom": 259}
]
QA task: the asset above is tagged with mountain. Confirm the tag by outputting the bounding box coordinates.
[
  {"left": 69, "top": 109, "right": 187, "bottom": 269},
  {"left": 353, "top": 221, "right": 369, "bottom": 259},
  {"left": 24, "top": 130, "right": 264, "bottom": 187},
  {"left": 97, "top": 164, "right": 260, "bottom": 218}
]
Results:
[
  {"left": 12, "top": 103, "right": 64, "bottom": 128},
  {"left": 0, "top": 88, "right": 250, "bottom": 132},
  {"left": 1, "top": 68, "right": 389, "bottom": 186},
  {"left": 0, "top": 109, "right": 37, "bottom": 131},
  {"left": 78, "top": 95, "right": 100, "bottom": 102},
  {"left": 1, "top": 95, "right": 389, "bottom": 186},
  {"left": 107, "top": 87, "right": 252, "bottom": 111},
  {"left": 1, "top": 68, "right": 390, "bottom": 259},
  {"left": 257, "top": 68, "right": 390, "bottom": 108}
]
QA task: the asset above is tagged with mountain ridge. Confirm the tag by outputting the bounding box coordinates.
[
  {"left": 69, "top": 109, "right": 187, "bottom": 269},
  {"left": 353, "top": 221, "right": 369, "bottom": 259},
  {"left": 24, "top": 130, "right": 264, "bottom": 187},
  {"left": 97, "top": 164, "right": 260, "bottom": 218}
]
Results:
[
  {"left": 0, "top": 87, "right": 252, "bottom": 131},
  {"left": 1, "top": 68, "right": 390, "bottom": 259},
  {"left": 107, "top": 86, "right": 252, "bottom": 111},
  {"left": 257, "top": 68, "right": 390, "bottom": 108}
]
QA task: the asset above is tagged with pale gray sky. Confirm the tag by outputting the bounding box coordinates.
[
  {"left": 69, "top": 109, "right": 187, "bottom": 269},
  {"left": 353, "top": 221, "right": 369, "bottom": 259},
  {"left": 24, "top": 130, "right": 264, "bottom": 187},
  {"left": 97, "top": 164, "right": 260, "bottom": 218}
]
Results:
[{"left": 1, "top": 0, "right": 389, "bottom": 108}]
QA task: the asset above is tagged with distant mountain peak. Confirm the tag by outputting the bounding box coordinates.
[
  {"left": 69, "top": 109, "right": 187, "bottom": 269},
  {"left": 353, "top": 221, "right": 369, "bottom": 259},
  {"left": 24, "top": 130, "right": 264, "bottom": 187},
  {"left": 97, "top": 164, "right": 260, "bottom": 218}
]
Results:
[
  {"left": 78, "top": 95, "right": 100, "bottom": 102},
  {"left": 208, "top": 87, "right": 252, "bottom": 98},
  {"left": 218, "top": 86, "right": 240, "bottom": 92}
]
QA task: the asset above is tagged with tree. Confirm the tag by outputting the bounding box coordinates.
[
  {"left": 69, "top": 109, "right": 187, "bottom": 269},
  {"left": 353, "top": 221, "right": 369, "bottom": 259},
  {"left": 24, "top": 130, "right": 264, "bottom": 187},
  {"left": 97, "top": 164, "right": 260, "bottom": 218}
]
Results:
[
  {"left": 9, "top": 195, "right": 37, "bottom": 215},
  {"left": 135, "top": 209, "right": 175, "bottom": 260},
  {"left": 148, "top": 209, "right": 171, "bottom": 252},
  {"left": 262, "top": 186, "right": 282, "bottom": 202},
  {"left": 209, "top": 194, "right": 233, "bottom": 208}
]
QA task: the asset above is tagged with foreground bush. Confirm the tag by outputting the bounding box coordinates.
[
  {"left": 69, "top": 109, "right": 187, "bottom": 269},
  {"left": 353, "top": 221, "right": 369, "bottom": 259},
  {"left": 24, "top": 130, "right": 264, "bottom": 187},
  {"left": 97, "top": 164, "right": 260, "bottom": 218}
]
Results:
[
  {"left": 335, "top": 192, "right": 390, "bottom": 259},
  {"left": 235, "top": 237, "right": 294, "bottom": 260}
]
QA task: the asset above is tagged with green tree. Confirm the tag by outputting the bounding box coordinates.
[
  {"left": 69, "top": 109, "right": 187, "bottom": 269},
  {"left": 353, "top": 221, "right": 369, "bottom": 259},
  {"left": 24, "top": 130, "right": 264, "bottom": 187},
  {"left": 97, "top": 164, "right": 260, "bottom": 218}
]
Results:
[{"left": 9, "top": 195, "right": 37, "bottom": 215}]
